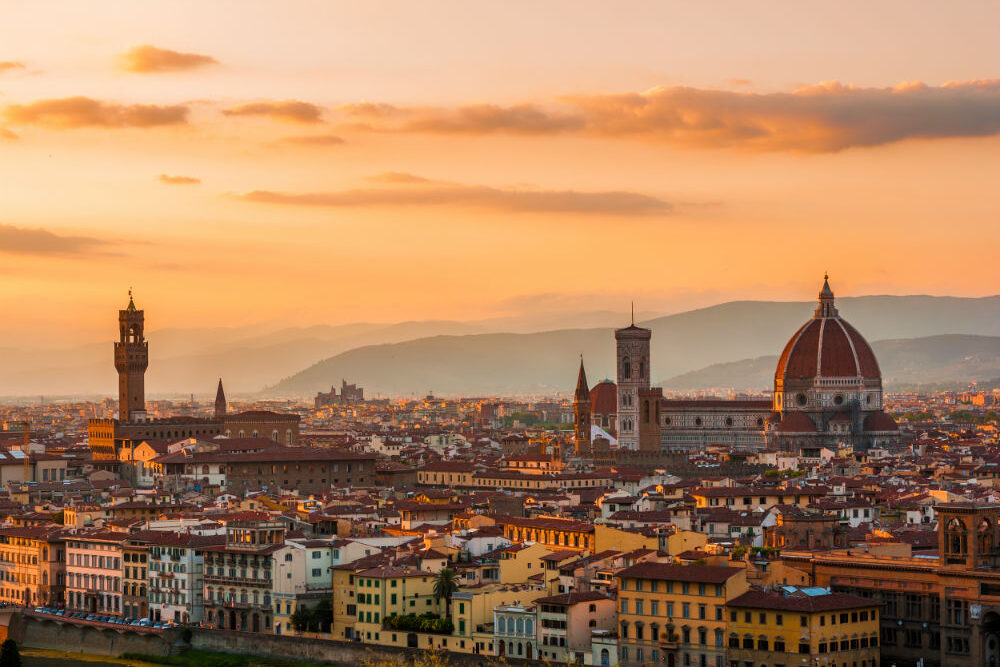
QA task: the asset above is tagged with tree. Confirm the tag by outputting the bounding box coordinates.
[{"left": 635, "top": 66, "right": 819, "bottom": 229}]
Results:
[
  {"left": 0, "top": 639, "right": 20, "bottom": 667},
  {"left": 432, "top": 567, "right": 460, "bottom": 618}
]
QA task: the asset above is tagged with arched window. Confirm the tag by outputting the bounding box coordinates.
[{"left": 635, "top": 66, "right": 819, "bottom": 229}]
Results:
[
  {"left": 620, "top": 621, "right": 629, "bottom": 639},
  {"left": 639, "top": 359, "right": 645, "bottom": 378},
  {"left": 622, "top": 356, "right": 630, "bottom": 378},
  {"left": 947, "top": 517, "right": 968, "bottom": 557},
  {"left": 979, "top": 518, "right": 994, "bottom": 555}
]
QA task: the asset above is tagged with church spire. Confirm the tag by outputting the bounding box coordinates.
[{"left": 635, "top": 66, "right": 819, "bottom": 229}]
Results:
[
  {"left": 575, "top": 356, "right": 590, "bottom": 401},
  {"left": 215, "top": 378, "right": 227, "bottom": 419},
  {"left": 815, "top": 273, "right": 838, "bottom": 318}
]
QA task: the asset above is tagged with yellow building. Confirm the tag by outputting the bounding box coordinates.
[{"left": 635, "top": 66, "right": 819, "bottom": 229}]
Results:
[
  {"left": 725, "top": 587, "right": 880, "bottom": 667},
  {"left": 499, "top": 516, "right": 595, "bottom": 551},
  {"left": 0, "top": 526, "right": 65, "bottom": 607},
  {"left": 594, "top": 524, "right": 658, "bottom": 554},
  {"left": 497, "top": 543, "right": 554, "bottom": 585},
  {"left": 615, "top": 562, "right": 749, "bottom": 667},
  {"left": 351, "top": 566, "right": 442, "bottom": 643}
]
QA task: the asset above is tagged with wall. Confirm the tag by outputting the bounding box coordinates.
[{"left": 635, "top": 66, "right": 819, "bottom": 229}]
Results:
[
  {"left": 6, "top": 614, "right": 176, "bottom": 657},
  {"left": 191, "top": 628, "right": 533, "bottom": 667},
  {"left": 1, "top": 612, "right": 542, "bottom": 667}
]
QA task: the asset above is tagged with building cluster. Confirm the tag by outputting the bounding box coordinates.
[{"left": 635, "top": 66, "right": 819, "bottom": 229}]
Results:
[{"left": 0, "top": 283, "right": 997, "bottom": 667}]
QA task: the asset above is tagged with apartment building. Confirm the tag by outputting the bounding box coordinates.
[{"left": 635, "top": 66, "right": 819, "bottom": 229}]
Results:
[
  {"left": 615, "top": 563, "right": 750, "bottom": 667},
  {"left": 0, "top": 525, "right": 65, "bottom": 607},
  {"left": 725, "top": 587, "right": 880, "bottom": 667},
  {"left": 201, "top": 520, "right": 283, "bottom": 633},
  {"left": 272, "top": 538, "right": 334, "bottom": 634},
  {"left": 65, "top": 531, "right": 126, "bottom": 616}
]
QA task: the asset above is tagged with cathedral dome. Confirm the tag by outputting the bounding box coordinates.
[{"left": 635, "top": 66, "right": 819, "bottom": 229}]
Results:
[
  {"left": 775, "top": 276, "right": 881, "bottom": 384},
  {"left": 589, "top": 380, "right": 617, "bottom": 414}
]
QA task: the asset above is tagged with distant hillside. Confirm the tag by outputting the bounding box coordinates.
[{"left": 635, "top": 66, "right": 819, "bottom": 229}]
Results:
[
  {"left": 0, "top": 309, "right": 651, "bottom": 397},
  {"left": 661, "top": 335, "right": 1000, "bottom": 391},
  {"left": 3, "top": 295, "right": 997, "bottom": 398},
  {"left": 269, "top": 296, "right": 1000, "bottom": 396}
]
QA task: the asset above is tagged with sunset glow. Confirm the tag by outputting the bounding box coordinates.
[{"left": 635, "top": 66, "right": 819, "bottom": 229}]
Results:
[{"left": 2, "top": 1, "right": 999, "bottom": 346}]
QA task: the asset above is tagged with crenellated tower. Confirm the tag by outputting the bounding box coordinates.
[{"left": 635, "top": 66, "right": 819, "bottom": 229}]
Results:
[{"left": 114, "top": 291, "right": 148, "bottom": 422}]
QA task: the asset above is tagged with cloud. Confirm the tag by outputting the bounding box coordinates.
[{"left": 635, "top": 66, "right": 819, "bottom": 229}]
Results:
[
  {"left": 0, "top": 224, "right": 111, "bottom": 257},
  {"left": 335, "top": 79, "right": 1000, "bottom": 152},
  {"left": 726, "top": 78, "right": 752, "bottom": 87},
  {"left": 237, "top": 174, "right": 671, "bottom": 215},
  {"left": 0, "top": 61, "right": 25, "bottom": 73},
  {"left": 3, "top": 96, "right": 188, "bottom": 128},
  {"left": 223, "top": 100, "right": 322, "bottom": 123},
  {"left": 277, "top": 133, "right": 345, "bottom": 146},
  {"left": 157, "top": 174, "right": 201, "bottom": 185},
  {"left": 0, "top": 129, "right": 17, "bottom": 141},
  {"left": 339, "top": 102, "right": 582, "bottom": 134},
  {"left": 366, "top": 172, "right": 431, "bottom": 184},
  {"left": 119, "top": 45, "right": 218, "bottom": 73}
]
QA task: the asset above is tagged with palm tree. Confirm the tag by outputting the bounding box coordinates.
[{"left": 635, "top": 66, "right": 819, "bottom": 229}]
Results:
[{"left": 432, "top": 567, "right": 460, "bottom": 618}]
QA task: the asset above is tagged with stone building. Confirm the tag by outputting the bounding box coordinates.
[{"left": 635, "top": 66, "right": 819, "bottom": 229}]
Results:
[
  {"left": 114, "top": 292, "right": 148, "bottom": 423},
  {"left": 222, "top": 410, "right": 300, "bottom": 446},
  {"left": 800, "top": 502, "right": 1000, "bottom": 667},
  {"left": 89, "top": 298, "right": 301, "bottom": 460},
  {"left": 660, "top": 399, "right": 771, "bottom": 452},
  {"left": 201, "top": 520, "right": 284, "bottom": 633},
  {"left": 615, "top": 318, "right": 652, "bottom": 450},
  {"left": 315, "top": 380, "right": 365, "bottom": 408},
  {"left": 766, "top": 275, "right": 901, "bottom": 452}
]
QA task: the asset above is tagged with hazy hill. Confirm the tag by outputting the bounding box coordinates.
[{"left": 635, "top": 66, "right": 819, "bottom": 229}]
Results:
[
  {"left": 0, "top": 311, "right": 646, "bottom": 397},
  {"left": 661, "top": 334, "right": 1000, "bottom": 391},
  {"left": 270, "top": 296, "right": 1000, "bottom": 396},
  {"left": 3, "top": 295, "right": 997, "bottom": 398}
]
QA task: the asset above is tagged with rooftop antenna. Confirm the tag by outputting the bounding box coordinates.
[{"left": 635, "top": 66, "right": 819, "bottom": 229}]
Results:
[{"left": 631, "top": 301, "right": 634, "bottom": 326}]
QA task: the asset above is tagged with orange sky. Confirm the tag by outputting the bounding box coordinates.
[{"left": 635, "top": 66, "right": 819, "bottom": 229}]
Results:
[{"left": 1, "top": 1, "right": 999, "bottom": 347}]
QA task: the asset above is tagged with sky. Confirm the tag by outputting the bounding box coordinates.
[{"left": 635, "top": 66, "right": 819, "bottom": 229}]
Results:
[{"left": 2, "top": 1, "right": 999, "bottom": 347}]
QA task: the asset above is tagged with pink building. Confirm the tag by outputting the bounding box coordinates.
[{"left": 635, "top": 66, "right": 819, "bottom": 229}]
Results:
[{"left": 65, "top": 531, "right": 125, "bottom": 616}]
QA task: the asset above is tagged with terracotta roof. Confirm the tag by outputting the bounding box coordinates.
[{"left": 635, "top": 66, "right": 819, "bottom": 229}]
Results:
[
  {"left": 775, "top": 283, "right": 881, "bottom": 382},
  {"left": 728, "top": 589, "right": 878, "bottom": 612},
  {"left": 864, "top": 411, "right": 899, "bottom": 433},
  {"left": 776, "top": 412, "right": 817, "bottom": 433},
  {"left": 533, "top": 591, "right": 610, "bottom": 605},
  {"left": 616, "top": 562, "right": 743, "bottom": 583}
]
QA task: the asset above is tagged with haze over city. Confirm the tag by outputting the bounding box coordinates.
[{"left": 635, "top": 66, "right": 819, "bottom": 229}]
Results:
[{"left": 2, "top": 1, "right": 999, "bottom": 351}]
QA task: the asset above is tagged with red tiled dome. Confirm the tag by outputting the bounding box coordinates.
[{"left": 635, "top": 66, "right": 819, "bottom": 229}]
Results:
[
  {"left": 863, "top": 411, "right": 898, "bottom": 432},
  {"left": 775, "top": 278, "right": 881, "bottom": 382},
  {"left": 590, "top": 381, "right": 617, "bottom": 414},
  {"left": 776, "top": 412, "right": 817, "bottom": 433}
]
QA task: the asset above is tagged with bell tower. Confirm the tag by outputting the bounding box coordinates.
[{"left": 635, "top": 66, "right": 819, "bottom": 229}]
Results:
[
  {"left": 114, "top": 290, "right": 148, "bottom": 422},
  {"left": 615, "top": 304, "right": 651, "bottom": 450}
]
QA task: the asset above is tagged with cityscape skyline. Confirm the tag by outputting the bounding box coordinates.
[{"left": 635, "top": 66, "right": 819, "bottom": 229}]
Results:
[{"left": 2, "top": 1, "right": 1000, "bottom": 347}]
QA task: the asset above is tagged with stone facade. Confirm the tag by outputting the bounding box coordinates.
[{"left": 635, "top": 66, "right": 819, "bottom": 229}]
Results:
[{"left": 615, "top": 322, "right": 651, "bottom": 450}]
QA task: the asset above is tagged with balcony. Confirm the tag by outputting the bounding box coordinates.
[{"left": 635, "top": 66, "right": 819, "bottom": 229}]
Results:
[
  {"left": 659, "top": 636, "right": 680, "bottom": 650},
  {"left": 203, "top": 573, "right": 272, "bottom": 586}
]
